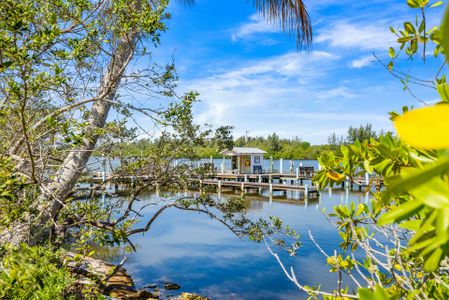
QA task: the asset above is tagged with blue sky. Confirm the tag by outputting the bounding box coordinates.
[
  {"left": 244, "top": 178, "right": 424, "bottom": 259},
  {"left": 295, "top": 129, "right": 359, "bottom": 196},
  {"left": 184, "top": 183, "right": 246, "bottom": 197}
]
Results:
[{"left": 146, "top": 0, "right": 446, "bottom": 144}]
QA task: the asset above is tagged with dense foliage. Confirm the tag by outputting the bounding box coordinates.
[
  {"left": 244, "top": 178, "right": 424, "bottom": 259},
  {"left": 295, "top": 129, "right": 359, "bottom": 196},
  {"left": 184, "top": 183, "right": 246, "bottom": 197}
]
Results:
[
  {"left": 286, "top": 1, "right": 449, "bottom": 299},
  {"left": 0, "top": 0, "right": 311, "bottom": 298},
  {"left": 119, "top": 124, "right": 382, "bottom": 160},
  {"left": 0, "top": 244, "right": 77, "bottom": 300}
]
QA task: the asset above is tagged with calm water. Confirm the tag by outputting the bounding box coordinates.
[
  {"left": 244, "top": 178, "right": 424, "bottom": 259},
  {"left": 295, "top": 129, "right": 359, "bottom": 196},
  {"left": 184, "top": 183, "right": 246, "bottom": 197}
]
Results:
[{"left": 102, "top": 185, "right": 368, "bottom": 300}]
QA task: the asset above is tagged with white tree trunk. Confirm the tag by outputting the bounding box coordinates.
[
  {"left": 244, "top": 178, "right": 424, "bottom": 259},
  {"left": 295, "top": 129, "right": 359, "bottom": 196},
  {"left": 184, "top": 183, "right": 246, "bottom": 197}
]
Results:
[{"left": 39, "top": 34, "right": 138, "bottom": 228}]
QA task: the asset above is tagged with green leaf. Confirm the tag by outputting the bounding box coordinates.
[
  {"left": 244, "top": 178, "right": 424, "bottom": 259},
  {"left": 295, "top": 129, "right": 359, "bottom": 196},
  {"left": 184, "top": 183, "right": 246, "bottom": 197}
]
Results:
[
  {"left": 388, "top": 61, "right": 394, "bottom": 71},
  {"left": 430, "top": 1, "right": 444, "bottom": 8},
  {"left": 359, "top": 285, "right": 395, "bottom": 300},
  {"left": 389, "top": 47, "right": 395, "bottom": 58},
  {"left": 424, "top": 247, "right": 443, "bottom": 271},
  {"left": 386, "top": 155, "right": 449, "bottom": 195},
  {"left": 437, "top": 82, "right": 449, "bottom": 102},
  {"left": 399, "top": 219, "right": 421, "bottom": 230},
  {"left": 443, "top": 3, "right": 449, "bottom": 61},
  {"left": 377, "top": 199, "right": 424, "bottom": 225},
  {"left": 407, "top": 0, "right": 421, "bottom": 8},
  {"left": 404, "top": 22, "right": 416, "bottom": 34},
  {"left": 410, "top": 178, "right": 449, "bottom": 208}
]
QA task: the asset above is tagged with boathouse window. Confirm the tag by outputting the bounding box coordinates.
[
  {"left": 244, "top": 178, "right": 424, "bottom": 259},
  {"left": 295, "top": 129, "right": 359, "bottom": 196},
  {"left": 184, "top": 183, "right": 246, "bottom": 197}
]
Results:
[{"left": 254, "top": 156, "right": 260, "bottom": 164}]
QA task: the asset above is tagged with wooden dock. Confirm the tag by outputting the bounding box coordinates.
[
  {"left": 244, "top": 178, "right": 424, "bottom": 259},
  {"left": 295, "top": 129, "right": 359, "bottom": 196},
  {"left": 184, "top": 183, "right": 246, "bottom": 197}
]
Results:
[{"left": 200, "top": 177, "right": 319, "bottom": 199}]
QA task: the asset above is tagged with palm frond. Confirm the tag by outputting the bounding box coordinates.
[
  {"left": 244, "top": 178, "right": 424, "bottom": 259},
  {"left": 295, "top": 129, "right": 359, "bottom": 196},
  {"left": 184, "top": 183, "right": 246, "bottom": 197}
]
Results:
[{"left": 251, "top": 0, "right": 312, "bottom": 48}]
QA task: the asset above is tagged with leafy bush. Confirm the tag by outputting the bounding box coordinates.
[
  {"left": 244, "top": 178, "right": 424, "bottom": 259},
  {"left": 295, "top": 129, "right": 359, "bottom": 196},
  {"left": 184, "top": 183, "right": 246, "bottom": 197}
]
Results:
[{"left": 0, "top": 244, "right": 76, "bottom": 300}]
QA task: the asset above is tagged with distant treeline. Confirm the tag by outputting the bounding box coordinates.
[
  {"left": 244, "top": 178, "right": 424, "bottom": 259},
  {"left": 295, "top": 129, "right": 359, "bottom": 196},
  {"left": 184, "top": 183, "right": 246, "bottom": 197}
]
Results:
[{"left": 120, "top": 123, "right": 385, "bottom": 160}]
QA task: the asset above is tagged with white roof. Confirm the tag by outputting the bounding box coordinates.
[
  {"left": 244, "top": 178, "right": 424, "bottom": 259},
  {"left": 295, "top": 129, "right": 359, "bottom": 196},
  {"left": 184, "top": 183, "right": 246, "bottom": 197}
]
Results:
[{"left": 220, "top": 147, "right": 267, "bottom": 156}]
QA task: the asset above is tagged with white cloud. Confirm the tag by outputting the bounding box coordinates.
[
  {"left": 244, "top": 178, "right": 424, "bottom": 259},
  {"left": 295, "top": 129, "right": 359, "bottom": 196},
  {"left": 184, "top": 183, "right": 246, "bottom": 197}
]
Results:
[
  {"left": 315, "top": 87, "right": 357, "bottom": 100},
  {"left": 316, "top": 22, "right": 395, "bottom": 50},
  {"left": 182, "top": 51, "right": 340, "bottom": 125},
  {"left": 231, "top": 14, "right": 278, "bottom": 41},
  {"left": 351, "top": 55, "right": 375, "bottom": 68}
]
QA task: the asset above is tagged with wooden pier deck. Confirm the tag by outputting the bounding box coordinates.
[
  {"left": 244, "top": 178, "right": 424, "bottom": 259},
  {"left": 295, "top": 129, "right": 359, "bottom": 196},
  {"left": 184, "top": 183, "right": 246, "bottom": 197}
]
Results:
[
  {"left": 200, "top": 179, "right": 319, "bottom": 198},
  {"left": 209, "top": 172, "right": 315, "bottom": 181}
]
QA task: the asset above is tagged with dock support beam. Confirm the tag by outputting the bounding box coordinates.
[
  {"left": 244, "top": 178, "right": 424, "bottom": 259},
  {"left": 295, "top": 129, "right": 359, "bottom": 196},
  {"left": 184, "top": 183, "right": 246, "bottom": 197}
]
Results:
[
  {"left": 280, "top": 158, "right": 283, "bottom": 174},
  {"left": 102, "top": 155, "right": 107, "bottom": 183},
  {"left": 305, "top": 184, "right": 309, "bottom": 199}
]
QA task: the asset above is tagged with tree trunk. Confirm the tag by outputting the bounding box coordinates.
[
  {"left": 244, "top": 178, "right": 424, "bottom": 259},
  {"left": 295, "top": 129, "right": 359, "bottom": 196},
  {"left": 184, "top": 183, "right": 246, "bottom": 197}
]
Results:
[{"left": 32, "top": 33, "right": 140, "bottom": 241}]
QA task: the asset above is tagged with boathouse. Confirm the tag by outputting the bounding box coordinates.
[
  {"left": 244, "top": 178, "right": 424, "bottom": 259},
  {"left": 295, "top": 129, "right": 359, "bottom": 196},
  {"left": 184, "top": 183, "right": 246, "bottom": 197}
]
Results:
[{"left": 220, "top": 147, "right": 267, "bottom": 174}]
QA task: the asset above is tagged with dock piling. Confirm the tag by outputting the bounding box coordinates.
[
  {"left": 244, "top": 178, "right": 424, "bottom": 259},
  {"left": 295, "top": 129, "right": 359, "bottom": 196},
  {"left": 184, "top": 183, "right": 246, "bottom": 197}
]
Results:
[{"left": 280, "top": 158, "right": 283, "bottom": 174}]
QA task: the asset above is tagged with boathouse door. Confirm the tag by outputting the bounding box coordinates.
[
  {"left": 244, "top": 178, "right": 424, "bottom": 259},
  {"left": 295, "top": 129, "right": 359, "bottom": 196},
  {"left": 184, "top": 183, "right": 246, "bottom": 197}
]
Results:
[{"left": 240, "top": 155, "right": 252, "bottom": 173}]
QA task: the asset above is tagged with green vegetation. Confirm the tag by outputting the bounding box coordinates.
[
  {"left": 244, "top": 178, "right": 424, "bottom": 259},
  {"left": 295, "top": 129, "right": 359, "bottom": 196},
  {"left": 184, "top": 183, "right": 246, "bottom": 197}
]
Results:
[
  {"left": 286, "top": 1, "right": 449, "bottom": 298},
  {"left": 0, "top": 0, "right": 311, "bottom": 298},
  {"left": 1, "top": 0, "right": 449, "bottom": 298},
  {"left": 0, "top": 244, "right": 77, "bottom": 300},
  {"left": 119, "top": 124, "right": 383, "bottom": 160}
]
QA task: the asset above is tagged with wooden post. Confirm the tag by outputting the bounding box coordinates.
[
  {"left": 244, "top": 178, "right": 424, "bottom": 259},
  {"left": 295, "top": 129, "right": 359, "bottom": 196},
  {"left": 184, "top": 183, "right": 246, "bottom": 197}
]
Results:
[
  {"left": 221, "top": 156, "right": 225, "bottom": 173},
  {"left": 237, "top": 155, "right": 241, "bottom": 174},
  {"left": 269, "top": 183, "right": 273, "bottom": 194},
  {"left": 218, "top": 180, "right": 222, "bottom": 191},
  {"left": 295, "top": 167, "right": 299, "bottom": 178},
  {"left": 258, "top": 175, "right": 262, "bottom": 183},
  {"left": 365, "top": 172, "right": 369, "bottom": 185},
  {"left": 280, "top": 158, "right": 283, "bottom": 174},
  {"left": 241, "top": 182, "right": 244, "bottom": 193},
  {"left": 270, "top": 156, "right": 273, "bottom": 173},
  {"left": 305, "top": 184, "right": 309, "bottom": 199},
  {"left": 102, "top": 155, "right": 107, "bottom": 183},
  {"left": 244, "top": 175, "right": 248, "bottom": 182},
  {"left": 289, "top": 160, "right": 293, "bottom": 173}
]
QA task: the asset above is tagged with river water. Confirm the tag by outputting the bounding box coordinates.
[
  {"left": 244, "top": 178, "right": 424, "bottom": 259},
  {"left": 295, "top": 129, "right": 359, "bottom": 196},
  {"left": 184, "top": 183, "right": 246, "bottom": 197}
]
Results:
[{"left": 98, "top": 164, "right": 368, "bottom": 300}]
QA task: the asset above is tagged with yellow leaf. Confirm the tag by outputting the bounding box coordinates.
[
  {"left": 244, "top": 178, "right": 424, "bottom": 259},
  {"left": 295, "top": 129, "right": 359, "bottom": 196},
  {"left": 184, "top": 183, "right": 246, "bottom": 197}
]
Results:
[
  {"left": 327, "top": 170, "right": 345, "bottom": 181},
  {"left": 394, "top": 105, "right": 449, "bottom": 149}
]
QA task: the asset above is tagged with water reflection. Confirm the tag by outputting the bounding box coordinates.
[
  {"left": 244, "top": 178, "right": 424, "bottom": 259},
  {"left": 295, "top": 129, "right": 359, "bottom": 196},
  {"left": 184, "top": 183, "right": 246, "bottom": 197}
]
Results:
[{"left": 101, "top": 189, "right": 366, "bottom": 300}]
